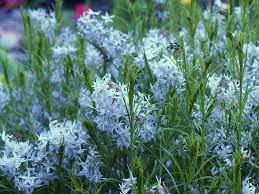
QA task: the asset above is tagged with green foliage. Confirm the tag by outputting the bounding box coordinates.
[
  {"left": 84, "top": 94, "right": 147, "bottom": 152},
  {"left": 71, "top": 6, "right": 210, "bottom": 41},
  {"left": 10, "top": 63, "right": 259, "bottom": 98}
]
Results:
[{"left": 0, "top": 0, "right": 258, "bottom": 193}]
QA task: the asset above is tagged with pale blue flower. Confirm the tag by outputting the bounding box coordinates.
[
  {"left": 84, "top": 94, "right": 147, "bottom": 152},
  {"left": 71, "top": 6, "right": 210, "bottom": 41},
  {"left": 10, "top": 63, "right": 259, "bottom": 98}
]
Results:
[
  {"left": 242, "top": 177, "right": 256, "bottom": 194},
  {"left": 28, "top": 9, "right": 56, "bottom": 41},
  {"left": 77, "top": 11, "right": 134, "bottom": 78},
  {"left": 119, "top": 171, "right": 137, "bottom": 194},
  {"left": 77, "top": 146, "right": 102, "bottom": 183},
  {"left": 81, "top": 74, "right": 158, "bottom": 148},
  {"left": 14, "top": 168, "right": 46, "bottom": 194}
]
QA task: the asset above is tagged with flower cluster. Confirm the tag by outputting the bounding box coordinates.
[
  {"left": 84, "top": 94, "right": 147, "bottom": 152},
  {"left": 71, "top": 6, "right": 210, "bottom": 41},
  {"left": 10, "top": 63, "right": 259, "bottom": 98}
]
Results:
[
  {"left": 119, "top": 175, "right": 170, "bottom": 194},
  {"left": 28, "top": 9, "right": 57, "bottom": 41},
  {"left": 0, "top": 120, "right": 101, "bottom": 194},
  {"left": 79, "top": 74, "right": 158, "bottom": 148},
  {"left": 77, "top": 10, "right": 135, "bottom": 78},
  {"left": 136, "top": 29, "right": 184, "bottom": 102},
  {"left": 0, "top": 1, "right": 258, "bottom": 193}
]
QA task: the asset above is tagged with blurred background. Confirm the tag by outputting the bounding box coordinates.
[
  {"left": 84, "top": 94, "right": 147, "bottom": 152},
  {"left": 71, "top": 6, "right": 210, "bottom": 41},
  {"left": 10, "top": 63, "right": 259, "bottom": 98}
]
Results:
[
  {"left": 0, "top": 0, "right": 115, "bottom": 60},
  {"left": 0, "top": 0, "right": 113, "bottom": 10}
]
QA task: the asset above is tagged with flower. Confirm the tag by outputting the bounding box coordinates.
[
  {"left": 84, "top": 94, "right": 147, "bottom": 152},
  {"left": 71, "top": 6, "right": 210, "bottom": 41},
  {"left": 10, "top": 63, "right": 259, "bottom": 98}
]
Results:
[
  {"left": 119, "top": 171, "right": 137, "bottom": 194},
  {"left": 149, "top": 177, "right": 170, "bottom": 194},
  {"left": 244, "top": 43, "right": 259, "bottom": 86},
  {"left": 77, "top": 11, "right": 134, "bottom": 78},
  {"left": 75, "top": 4, "right": 92, "bottom": 20},
  {"left": 0, "top": 119, "right": 100, "bottom": 192},
  {"left": 14, "top": 168, "right": 46, "bottom": 194},
  {"left": 215, "top": 144, "right": 233, "bottom": 166},
  {"left": 80, "top": 74, "right": 158, "bottom": 148},
  {"left": 52, "top": 45, "right": 77, "bottom": 63},
  {"left": 0, "top": 153, "right": 25, "bottom": 176},
  {"left": 0, "top": 131, "right": 32, "bottom": 176},
  {"left": 136, "top": 29, "right": 184, "bottom": 102},
  {"left": 28, "top": 9, "right": 56, "bottom": 41},
  {"left": 242, "top": 177, "right": 256, "bottom": 194},
  {"left": 37, "top": 120, "right": 88, "bottom": 159},
  {"left": 77, "top": 146, "right": 102, "bottom": 183},
  {"left": 2, "top": 0, "right": 24, "bottom": 9},
  {"left": 101, "top": 12, "right": 115, "bottom": 23},
  {"left": 84, "top": 44, "right": 105, "bottom": 71}
]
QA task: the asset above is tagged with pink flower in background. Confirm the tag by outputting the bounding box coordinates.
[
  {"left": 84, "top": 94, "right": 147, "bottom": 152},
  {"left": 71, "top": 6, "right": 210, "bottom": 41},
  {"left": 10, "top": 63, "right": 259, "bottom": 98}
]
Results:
[
  {"left": 75, "top": 4, "right": 92, "bottom": 20},
  {"left": 1, "top": 0, "right": 24, "bottom": 9}
]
